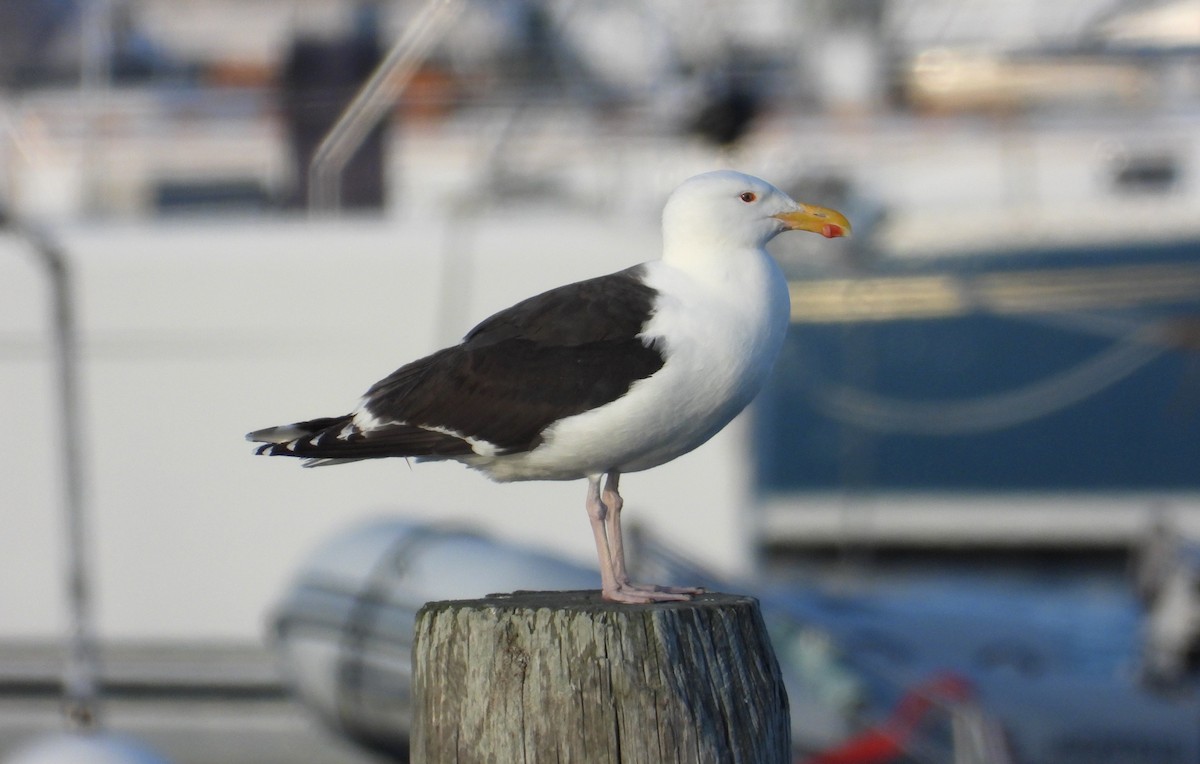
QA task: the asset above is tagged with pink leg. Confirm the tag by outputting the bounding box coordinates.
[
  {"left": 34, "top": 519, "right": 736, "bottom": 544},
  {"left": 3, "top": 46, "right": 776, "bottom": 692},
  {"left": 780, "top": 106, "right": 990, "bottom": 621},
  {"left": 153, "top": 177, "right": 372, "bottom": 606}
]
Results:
[
  {"left": 585, "top": 474, "right": 694, "bottom": 603},
  {"left": 600, "top": 471, "right": 702, "bottom": 599},
  {"left": 585, "top": 475, "right": 652, "bottom": 604},
  {"left": 601, "top": 472, "right": 632, "bottom": 585}
]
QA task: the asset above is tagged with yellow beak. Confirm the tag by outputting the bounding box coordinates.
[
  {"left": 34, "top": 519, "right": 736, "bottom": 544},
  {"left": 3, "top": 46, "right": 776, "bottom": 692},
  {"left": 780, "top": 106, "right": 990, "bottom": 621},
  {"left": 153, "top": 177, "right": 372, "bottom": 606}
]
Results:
[{"left": 774, "top": 204, "right": 852, "bottom": 239}]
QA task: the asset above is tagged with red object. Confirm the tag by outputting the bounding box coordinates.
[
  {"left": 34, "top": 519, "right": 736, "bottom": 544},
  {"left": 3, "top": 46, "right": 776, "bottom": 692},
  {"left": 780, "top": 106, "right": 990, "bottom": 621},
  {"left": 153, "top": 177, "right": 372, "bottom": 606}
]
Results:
[{"left": 802, "top": 673, "right": 972, "bottom": 764}]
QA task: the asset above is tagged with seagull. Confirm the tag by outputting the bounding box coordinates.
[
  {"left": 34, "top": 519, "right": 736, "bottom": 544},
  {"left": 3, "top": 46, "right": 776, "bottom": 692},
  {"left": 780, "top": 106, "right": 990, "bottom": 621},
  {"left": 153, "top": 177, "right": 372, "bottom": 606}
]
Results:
[{"left": 247, "top": 170, "right": 849, "bottom": 603}]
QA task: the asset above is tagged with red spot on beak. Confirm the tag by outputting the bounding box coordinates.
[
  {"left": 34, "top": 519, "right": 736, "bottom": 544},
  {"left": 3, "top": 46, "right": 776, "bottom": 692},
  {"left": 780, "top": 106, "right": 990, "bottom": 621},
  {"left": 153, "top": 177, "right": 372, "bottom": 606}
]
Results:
[{"left": 821, "top": 223, "right": 845, "bottom": 239}]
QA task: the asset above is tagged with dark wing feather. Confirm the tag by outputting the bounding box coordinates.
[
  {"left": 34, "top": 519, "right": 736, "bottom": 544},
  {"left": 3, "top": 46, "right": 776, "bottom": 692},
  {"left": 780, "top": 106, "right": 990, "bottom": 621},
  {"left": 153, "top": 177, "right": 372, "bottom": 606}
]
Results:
[
  {"left": 463, "top": 265, "right": 659, "bottom": 346},
  {"left": 361, "top": 266, "right": 665, "bottom": 453},
  {"left": 250, "top": 414, "right": 474, "bottom": 460}
]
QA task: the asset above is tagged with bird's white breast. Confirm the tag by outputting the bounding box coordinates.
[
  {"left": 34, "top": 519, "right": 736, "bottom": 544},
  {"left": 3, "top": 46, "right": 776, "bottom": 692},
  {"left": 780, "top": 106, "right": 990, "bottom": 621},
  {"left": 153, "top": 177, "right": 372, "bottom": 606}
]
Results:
[{"left": 479, "top": 249, "right": 791, "bottom": 481}]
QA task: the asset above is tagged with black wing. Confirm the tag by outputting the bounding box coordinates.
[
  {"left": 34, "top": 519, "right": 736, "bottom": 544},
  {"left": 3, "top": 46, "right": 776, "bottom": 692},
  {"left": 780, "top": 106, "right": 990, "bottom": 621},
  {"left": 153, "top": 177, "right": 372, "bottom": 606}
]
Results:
[
  {"left": 251, "top": 266, "right": 668, "bottom": 462},
  {"left": 360, "top": 265, "right": 665, "bottom": 453}
]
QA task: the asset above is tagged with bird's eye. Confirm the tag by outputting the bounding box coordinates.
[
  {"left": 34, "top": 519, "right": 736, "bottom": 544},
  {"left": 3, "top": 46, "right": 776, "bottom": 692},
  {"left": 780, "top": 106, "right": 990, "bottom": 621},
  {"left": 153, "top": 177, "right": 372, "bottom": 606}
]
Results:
[{"left": 739, "top": 192, "right": 758, "bottom": 203}]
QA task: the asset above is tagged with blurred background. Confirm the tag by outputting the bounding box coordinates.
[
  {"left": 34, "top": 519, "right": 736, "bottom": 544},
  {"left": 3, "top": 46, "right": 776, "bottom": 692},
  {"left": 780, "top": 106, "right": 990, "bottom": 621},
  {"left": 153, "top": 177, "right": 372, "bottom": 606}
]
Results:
[{"left": 2, "top": 0, "right": 1199, "bottom": 762}]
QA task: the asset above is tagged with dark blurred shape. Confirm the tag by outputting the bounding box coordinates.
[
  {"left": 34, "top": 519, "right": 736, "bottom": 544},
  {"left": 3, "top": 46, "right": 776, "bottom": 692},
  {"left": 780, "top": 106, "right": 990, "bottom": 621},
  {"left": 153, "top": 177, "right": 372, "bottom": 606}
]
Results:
[
  {"left": 108, "top": 1, "right": 180, "bottom": 83},
  {"left": 0, "top": 0, "right": 78, "bottom": 88},
  {"left": 501, "top": 1, "right": 561, "bottom": 90},
  {"left": 154, "top": 179, "right": 273, "bottom": 215},
  {"left": 686, "top": 67, "right": 761, "bottom": 147},
  {"left": 0, "top": 0, "right": 185, "bottom": 88},
  {"left": 1112, "top": 151, "right": 1180, "bottom": 194},
  {"left": 281, "top": 4, "right": 387, "bottom": 211}
]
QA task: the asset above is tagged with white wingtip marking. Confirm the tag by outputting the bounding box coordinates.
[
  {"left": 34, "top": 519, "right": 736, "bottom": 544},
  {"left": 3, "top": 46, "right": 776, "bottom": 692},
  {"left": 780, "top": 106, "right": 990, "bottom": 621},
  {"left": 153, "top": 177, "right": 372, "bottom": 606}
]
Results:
[
  {"left": 246, "top": 425, "right": 306, "bottom": 444},
  {"left": 352, "top": 404, "right": 385, "bottom": 433}
]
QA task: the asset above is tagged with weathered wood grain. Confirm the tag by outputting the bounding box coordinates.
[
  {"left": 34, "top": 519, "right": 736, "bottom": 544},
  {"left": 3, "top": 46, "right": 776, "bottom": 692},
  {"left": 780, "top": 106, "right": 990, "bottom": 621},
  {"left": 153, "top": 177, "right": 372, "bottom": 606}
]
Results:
[{"left": 411, "top": 590, "right": 790, "bottom": 763}]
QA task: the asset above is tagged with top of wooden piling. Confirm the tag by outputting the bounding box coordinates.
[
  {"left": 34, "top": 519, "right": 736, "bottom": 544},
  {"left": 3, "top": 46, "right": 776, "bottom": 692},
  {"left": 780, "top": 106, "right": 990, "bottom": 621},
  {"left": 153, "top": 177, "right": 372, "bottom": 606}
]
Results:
[{"left": 417, "top": 589, "right": 759, "bottom": 615}]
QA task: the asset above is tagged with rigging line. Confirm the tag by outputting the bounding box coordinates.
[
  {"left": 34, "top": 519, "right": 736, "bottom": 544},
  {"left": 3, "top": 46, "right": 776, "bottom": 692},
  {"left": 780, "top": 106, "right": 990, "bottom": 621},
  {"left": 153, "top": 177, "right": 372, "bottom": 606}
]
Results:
[
  {"left": 1002, "top": 309, "right": 1161, "bottom": 342},
  {"left": 808, "top": 327, "right": 1169, "bottom": 435}
]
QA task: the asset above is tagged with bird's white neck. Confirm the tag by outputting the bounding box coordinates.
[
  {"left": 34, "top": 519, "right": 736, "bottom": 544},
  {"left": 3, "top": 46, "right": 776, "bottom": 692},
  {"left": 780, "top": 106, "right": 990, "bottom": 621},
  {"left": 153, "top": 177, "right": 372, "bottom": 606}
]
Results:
[{"left": 660, "top": 234, "right": 777, "bottom": 294}]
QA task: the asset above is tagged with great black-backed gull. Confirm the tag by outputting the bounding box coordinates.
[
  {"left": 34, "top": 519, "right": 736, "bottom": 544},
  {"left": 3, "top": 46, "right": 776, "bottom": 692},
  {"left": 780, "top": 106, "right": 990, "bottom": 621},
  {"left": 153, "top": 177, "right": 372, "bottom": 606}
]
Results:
[{"left": 247, "top": 170, "right": 849, "bottom": 603}]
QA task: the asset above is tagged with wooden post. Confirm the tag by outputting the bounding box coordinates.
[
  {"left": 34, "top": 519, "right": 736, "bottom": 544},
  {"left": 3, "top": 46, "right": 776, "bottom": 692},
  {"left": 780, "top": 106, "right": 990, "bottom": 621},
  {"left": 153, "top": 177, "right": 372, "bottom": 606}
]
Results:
[{"left": 411, "top": 590, "right": 790, "bottom": 763}]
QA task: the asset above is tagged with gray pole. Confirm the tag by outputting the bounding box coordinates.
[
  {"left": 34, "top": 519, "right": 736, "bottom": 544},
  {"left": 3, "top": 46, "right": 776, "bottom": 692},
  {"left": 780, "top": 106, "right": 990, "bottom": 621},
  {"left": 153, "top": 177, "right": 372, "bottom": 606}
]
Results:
[{"left": 19, "top": 224, "right": 102, "bottom": 729}]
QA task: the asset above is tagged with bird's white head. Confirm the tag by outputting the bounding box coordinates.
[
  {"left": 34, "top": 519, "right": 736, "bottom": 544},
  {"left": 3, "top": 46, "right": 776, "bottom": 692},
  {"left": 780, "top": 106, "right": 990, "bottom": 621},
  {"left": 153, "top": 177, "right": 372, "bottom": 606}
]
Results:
[{"left": 661, "top": 170, "right": 850, "bottom": 261}]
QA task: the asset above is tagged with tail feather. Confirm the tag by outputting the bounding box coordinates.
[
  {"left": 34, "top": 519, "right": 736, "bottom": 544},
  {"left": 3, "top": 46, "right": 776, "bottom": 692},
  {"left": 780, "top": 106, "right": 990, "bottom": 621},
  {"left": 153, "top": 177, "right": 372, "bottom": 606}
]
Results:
[
  {"left": 246, "top": 416, "right": 350, "bottom": 445},
  {"left": 246, "top": 413, "right": 474, "bottom": 465}
]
